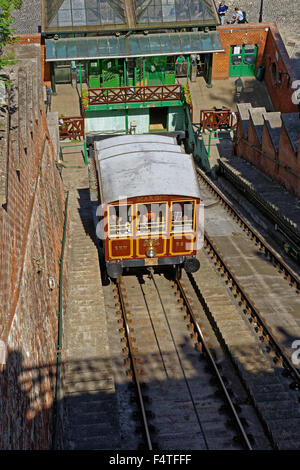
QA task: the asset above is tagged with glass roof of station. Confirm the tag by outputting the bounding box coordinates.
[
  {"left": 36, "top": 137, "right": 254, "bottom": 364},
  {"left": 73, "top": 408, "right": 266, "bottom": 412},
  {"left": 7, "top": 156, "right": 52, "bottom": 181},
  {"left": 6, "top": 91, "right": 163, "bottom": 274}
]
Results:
[
  {"left": 42, "top": 0, "right": 219, "bottom": 32},
  {"left": 45, "top": 31, "right": 223, "bottom": 61},
  {"left": 133, "top": 0, "right": 217, "bottom": 26}
]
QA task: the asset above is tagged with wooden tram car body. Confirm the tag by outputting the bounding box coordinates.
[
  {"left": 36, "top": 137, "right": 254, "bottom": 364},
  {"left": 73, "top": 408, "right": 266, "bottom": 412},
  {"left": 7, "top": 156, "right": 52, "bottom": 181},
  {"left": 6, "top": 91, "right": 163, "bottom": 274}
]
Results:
[{"left": 94, "top": 134, "right": 201, "bottom": 279}]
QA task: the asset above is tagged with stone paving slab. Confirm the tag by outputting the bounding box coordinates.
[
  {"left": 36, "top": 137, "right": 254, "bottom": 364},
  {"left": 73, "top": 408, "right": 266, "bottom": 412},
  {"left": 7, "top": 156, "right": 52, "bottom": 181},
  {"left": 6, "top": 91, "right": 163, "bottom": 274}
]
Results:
[{"left": 60, "top": 147, "right": 121, "bottom": 450}]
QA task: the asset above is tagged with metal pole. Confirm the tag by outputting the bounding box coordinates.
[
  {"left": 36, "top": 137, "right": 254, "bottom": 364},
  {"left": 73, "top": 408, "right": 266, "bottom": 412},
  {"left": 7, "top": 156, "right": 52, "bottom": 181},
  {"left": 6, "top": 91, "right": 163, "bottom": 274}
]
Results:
[
  {"left": 50, "top": 62, "right": 57, "bottom": 95},
  {"left": 259, "top": 0, "right": 263, "bottom": 22},
  {"left": 124, "top": 59, "right": 127, "bottom": 86},
  {"left": 208, "top": 131, "right": 212, "bottom": 158},
  {"left": 186, "top": 56, "right": 190, "bottom": 84},
  {"left": 143, "top": 58, "right": 146, "bottom": 86},
  {"left": 206, "top": 54, "right": 213, "bottom": 88},
  {"left": 83, "top": 139, "right": 88, "bottom": 165},
  {"left": 79, "top": 62, "right": 83, "bottom": 90}
]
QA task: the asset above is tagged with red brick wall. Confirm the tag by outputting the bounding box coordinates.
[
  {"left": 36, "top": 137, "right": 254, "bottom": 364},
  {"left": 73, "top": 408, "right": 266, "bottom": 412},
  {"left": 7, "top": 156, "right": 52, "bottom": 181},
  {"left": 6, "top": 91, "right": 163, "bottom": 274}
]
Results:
[
  {"left": 0, "top": 45, "right": 67, "bottom": 449},
  {"left": 235, "top": 111, "right": 300, "bottom": 197},
  {"left": 262, "top": 25, "right": 298, "bottom": 113},
  {"left": 277, "top": 126, "right": 300, "bottom": 195},
  {"left": 260, "top": 124, "right": 279, "bottom": 178},
  {"left": 213, "top": 23, "right": 298, "bottom": 114},
  {"left": 246, "top": 117, "right": 261, "bottom": 167},
  {"left": 212, "top": 23, "right": 268, "bottom": 80}
]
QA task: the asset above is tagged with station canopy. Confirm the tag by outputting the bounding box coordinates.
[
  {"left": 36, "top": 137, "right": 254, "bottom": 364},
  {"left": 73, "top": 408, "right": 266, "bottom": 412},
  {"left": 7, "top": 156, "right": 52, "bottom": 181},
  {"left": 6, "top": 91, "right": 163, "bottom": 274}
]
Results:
[
  {"left": 45, "top": 30, "right": 223, "bottom": 61},
  {"left": 42, "top": 0, "right": 219, "bottom": 33}
]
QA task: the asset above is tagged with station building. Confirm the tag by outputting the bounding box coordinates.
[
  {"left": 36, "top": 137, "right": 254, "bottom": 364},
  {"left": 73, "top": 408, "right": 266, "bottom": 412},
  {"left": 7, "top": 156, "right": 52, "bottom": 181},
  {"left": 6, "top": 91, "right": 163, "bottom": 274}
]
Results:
[{"left": 39, "top": 0, "right": 300, "bottom": 195}]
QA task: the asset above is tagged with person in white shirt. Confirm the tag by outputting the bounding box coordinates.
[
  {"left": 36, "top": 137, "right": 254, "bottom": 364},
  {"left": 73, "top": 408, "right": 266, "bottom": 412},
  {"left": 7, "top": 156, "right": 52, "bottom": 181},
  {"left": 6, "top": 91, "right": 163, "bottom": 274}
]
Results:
[{"left": 231, "top": 8, "right": 244, "bottom": 23}]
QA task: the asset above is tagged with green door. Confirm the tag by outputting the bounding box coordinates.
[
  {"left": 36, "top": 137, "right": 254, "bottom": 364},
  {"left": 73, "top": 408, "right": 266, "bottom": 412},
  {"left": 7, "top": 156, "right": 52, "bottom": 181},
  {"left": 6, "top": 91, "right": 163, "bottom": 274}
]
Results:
[
  {"left": 229, "top": 44, "right": 258, "bottom": 77},
  {"left": 147, "top": 57, "right": 165, "bottom": 85},
  {"left": 88, "top": 60, "right": 101, "bottom": 88},
  {"left": 101, "top": 59, "right": 121, "bottom": 87}
]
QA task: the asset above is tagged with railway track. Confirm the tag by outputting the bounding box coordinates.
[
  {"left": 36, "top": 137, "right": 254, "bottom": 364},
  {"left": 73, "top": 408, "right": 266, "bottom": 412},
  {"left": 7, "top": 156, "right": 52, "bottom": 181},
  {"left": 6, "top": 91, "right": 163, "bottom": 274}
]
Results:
[
  {"left": 196, "top": 167, "right": 300, "bottom": 292},
  {"left": 196, "top": 167, "right": 300, "bottom": 364},
  {"left": 101, "top": 165, "right": 300, "bottom": 450},
  {"left": 111, "top": 262, "right": 300, "bottom": 449},
  {"left": 112, "top": 270, "right": 273, "bottom": 450}
]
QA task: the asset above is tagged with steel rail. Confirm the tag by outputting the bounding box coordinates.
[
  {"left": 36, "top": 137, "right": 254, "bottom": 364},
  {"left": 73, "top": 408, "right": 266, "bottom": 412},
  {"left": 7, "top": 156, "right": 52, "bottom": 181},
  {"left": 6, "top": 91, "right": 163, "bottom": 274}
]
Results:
[
  {"left": 196, "top": 167, "right": 300, "bottom": 292},
  {"left": 116, "top": 277, "right": 153, "bottom": 450},
  {"left": 217, "top": 159, "right": 300, "bottom": 255},
  {"left": 203, "top": 231, "right": 300, "bottom": 386},
  {"left": 174, "top": 276, "right": 253, "bottom": 450}
]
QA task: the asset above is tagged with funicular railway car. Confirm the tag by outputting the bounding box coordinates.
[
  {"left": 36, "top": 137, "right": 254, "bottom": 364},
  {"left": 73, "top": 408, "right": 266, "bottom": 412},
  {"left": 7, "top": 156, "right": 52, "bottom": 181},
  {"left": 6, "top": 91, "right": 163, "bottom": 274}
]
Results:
[{"left": 94, "top": 134, "right": 202, "bottom": 279}]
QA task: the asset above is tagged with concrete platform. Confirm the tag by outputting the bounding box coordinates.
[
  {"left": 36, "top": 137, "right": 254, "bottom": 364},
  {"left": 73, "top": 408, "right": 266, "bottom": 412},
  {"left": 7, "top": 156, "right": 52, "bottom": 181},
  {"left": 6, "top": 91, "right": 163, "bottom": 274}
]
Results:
[{"left": 187, "top": 76, "right": 274, "bottom": 169}]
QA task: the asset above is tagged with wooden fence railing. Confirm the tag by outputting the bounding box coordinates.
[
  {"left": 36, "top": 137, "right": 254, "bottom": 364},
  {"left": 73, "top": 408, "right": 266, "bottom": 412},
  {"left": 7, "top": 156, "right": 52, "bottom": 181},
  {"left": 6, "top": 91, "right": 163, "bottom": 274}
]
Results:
[
  {"left": 59, "top": 117, "right": 84, "bottom": 140},
  {"left": 200, "top": 109, "right": 237, "bottom": 132},
  {"left": 88, "top": 84, "right": 183, "bottom": 106}
]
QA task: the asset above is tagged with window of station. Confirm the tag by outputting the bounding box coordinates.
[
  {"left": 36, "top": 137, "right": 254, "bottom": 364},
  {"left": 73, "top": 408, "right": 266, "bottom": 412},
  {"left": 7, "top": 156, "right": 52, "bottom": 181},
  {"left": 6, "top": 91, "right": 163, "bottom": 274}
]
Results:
[
  {"left": 136, "top": 203, "right": 167, "bottom": 235},
  {"left": 243, "top": 45, "right": 256, "bottom": 65},
  {"left": 108, "top": 205, "right": 133, "bottom": 237},
  {"left": 171, "top": 201, "right": 195, "bottom": 232}
]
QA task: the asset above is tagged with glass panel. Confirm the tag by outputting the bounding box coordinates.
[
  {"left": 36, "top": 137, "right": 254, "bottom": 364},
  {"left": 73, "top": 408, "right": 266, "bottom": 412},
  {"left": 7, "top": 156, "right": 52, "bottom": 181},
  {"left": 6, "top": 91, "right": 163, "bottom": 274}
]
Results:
[
  {"left": 58, "top": 8, "right": 72, "bottom": 26},
  {"left": 109, "top": 205, "right": 133, "bottom": 237},
  {"left": 139, "top": 37, "right": 151, "bottom": 56},
  {"left": 170, "top": 34, "right": 181, "bottom": 54},
  {"left": 149, "top": 36, "right": 162, "bottom": 54},
  {"left": 162, "top": 1, "right": 176, "bottom": 22},
  {"left": 129, "top": 37, "right": 140, "bottom": 56},
  {"left": 72, "top": 9, "right": 87, "bottom": 25},
  {"left": 99, "top": 38, "right": 109, "bottom": 55},
  {"left": 56, "top": 42, "right": 67, "bottom": 59},
  {"left": 107, "top": 37, "right": 119, "bottom": 56},
  {"left": 244, "top": 44, "right": 256, "bottom": 54},
  {"left": 232, "top": 45, "right": 242, "bottom": 55},
  {"left": 231, "top": 55, "right": 242, "bottom": 66},
  {"left": 243, "top": 55, "right": 255, "bottom": 65},
  {"left": 67, "top": 41, "right": 78, "bottom": 58},
  {"left": 72, "top": 0, "right": 84, "bottom": 7},
  {"left": 88, "top": 40, "right": 99, "bottom": 57},
  {"left": 45, "top": 0, "right": 126, "bottom": 29},
  {"left": 61, "top": 0, "right": 71, "bottom": 9},
  {"left": 45, "top": 31, "right": 223, "bottom": 61},
  {"left": 172, "top": 201, "right": 194, "bottom": 232},
  {"left": 46, "top": 0, "right": 218, "bottom": 31},
  {"left": 77, "top": 39, "right": 88, "bottom": 58},
  {"left": 134, "top": 0, "right": 217, "bottom": 25},
  {"left": 136, "top": 203, "right": 167, "bottom": 235},
  {"left": 181, "top": 34, "right": 192, "bottom": 52}
]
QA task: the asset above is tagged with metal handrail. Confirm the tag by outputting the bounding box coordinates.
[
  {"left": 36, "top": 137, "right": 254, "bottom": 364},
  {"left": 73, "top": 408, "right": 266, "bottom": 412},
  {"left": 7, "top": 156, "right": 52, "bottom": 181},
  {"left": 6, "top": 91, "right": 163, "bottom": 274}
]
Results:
[{"left": 53, "top": 190, "right": 69, "bottom": 449}]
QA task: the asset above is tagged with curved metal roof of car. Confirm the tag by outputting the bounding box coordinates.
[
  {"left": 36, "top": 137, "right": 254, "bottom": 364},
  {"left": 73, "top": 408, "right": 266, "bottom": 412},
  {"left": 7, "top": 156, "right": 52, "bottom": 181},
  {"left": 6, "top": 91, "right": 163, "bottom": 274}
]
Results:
[{"left": 95, "top": 135, "right": 201, "bottom": 204}]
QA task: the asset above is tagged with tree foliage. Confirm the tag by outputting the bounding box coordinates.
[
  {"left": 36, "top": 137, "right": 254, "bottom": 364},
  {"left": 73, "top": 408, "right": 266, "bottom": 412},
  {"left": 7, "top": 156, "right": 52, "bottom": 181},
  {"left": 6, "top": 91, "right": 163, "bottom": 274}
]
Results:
[{"left": 0, "top": 0, "right": 23, "bottom": 73}]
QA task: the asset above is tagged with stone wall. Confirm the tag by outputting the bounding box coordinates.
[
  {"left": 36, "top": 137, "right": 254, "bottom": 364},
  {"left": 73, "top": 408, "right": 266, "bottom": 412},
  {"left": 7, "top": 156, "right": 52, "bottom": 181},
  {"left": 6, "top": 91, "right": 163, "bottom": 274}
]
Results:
[{"left": 0, "top": 42, "right": 67, "bottom": 449}]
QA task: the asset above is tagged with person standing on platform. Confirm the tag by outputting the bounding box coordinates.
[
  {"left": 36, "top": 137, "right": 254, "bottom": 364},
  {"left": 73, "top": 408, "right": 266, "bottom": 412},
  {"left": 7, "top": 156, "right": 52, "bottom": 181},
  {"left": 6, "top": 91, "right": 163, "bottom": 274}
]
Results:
[{"left": 217, "top": 2, "right": 228, "bottom": 25}]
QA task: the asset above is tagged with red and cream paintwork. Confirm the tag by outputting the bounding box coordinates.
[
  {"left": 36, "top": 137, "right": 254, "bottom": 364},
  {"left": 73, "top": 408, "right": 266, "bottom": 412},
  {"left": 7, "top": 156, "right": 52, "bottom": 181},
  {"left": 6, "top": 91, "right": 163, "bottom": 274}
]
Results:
[{"left": 94, "top": 134, "right": 202, "bottom": 278}]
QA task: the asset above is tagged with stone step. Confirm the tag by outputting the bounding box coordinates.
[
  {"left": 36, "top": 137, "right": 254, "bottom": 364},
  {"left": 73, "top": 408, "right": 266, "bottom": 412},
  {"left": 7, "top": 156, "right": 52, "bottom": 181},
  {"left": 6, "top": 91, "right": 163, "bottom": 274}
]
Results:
[
  {"left": 236, "top": 102, "right": 253, "bottom": 137},
  {"left": 249, "top": 106, "right": 266, "bottom": 143}
]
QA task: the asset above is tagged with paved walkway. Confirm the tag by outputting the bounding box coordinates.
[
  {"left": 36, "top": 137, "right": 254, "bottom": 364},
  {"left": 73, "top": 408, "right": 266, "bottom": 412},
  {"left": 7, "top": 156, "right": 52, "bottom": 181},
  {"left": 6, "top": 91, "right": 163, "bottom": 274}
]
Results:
[
  {"left": 187, "top": 75, "right": 273, "bottom": 169},
  {"left": 60, "top": 144, "right": 121, "bottom": 450}
]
